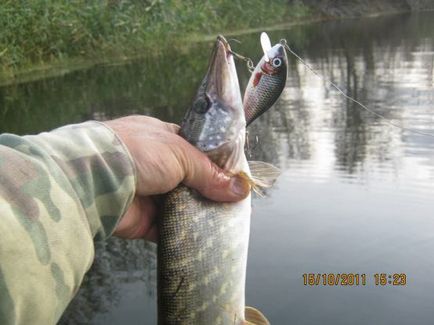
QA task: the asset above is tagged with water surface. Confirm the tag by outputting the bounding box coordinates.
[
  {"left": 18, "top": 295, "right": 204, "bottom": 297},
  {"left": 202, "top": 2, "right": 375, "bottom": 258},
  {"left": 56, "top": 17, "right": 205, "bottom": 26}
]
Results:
[{"left": 1, "top": 12, "right": 434, "bottom": 325}]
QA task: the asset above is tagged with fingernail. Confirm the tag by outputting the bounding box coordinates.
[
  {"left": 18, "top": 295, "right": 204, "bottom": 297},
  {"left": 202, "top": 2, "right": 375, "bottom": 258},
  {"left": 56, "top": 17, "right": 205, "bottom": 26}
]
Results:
[{"left": 231, "top": 176, "right": 250, "bottom": 197}]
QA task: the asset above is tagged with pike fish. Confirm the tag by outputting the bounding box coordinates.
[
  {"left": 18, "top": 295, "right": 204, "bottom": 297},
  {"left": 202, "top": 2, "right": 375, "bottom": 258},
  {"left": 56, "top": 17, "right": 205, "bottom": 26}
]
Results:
[
  {"left": 243, "top": 33, "right": 288, "bottom": 126},
  {"left": 158, "top": 34, "right": 284, "bottom": 325}
]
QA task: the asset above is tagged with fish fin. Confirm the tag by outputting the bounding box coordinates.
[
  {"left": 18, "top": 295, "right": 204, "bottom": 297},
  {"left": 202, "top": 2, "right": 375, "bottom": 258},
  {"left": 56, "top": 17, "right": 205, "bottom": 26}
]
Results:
[
  {"left": 244, "top": 306, "right": 270, "bottom": 325},
  {"left": 232, "top": 162, "right": 279, "bottom": 196},
  {"left": 248, "top": 160, "right": 280, "bottom": 188},
  {"left": 233, "top": 161, "right": 280, "bottom": 197}
]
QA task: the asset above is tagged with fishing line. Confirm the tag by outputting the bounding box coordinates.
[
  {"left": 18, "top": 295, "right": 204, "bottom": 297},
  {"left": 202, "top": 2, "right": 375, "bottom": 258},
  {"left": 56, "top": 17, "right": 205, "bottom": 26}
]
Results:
[
  {"left": 228, "top": 49, "right": 255, "bottom": 73},
  {"left": 226, "top": 38, "right": 255, "bottom": 72},
  {"left": 227, "top": 38, "right": 242, "bottom": 44},
  {"left": 279, "top": 39, "right": 434, "bottom": 138}
]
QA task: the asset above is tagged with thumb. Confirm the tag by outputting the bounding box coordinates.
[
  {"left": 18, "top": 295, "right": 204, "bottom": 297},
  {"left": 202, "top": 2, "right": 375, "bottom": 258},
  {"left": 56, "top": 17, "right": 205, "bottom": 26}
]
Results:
[{"left": 177, "top": 141, "right": 251, "bottom": 202}]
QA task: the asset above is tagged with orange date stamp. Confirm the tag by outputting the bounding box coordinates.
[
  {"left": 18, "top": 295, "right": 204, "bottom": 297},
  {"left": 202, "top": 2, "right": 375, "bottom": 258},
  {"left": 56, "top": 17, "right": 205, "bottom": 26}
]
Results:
[{"left": 302, "top": 273, "right": 407, "bottom": 286}]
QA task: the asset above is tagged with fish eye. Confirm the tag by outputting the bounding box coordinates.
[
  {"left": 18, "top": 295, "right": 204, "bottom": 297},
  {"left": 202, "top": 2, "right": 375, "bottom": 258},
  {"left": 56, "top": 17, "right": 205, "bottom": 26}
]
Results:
[
  {"left": 272, "top": 58, "right": 282, "bottom": 68},
  {"left": 194, "top": 95, "right": 210, "bottom": 113}
]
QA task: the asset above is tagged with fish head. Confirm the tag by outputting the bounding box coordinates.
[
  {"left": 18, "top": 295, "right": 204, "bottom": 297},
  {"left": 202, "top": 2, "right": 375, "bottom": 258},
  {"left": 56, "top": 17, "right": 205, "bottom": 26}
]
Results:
[
  {"left": 180, "top": 35, "right": 245, "bottom": 170},
  {"left": 261, "top": 43, "right": 288, "bottom": 76}
]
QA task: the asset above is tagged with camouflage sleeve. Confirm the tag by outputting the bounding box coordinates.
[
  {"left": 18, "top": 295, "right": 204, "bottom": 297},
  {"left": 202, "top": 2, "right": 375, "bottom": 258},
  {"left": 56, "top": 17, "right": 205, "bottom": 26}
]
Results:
[{"left": 0, "top": 121, "right": 136, "bottom": 324}]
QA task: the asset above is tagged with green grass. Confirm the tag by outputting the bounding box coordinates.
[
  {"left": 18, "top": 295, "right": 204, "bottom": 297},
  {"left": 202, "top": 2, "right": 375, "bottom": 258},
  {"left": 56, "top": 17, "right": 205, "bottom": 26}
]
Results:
[{"left": 0, "top": 0, "right": 312, "bottom": 83}]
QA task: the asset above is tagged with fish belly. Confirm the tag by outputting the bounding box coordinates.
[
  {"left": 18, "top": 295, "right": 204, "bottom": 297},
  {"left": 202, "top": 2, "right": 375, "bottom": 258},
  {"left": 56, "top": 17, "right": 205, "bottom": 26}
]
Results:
[{"left": 158, "top": 185, "right": 251, "bottom": 325}]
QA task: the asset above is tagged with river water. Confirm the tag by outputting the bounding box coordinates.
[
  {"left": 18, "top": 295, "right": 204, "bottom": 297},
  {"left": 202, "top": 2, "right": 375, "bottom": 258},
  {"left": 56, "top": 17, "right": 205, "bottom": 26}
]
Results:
[{"left": 1, "top": 11, "right": 434, "bottom": 325}]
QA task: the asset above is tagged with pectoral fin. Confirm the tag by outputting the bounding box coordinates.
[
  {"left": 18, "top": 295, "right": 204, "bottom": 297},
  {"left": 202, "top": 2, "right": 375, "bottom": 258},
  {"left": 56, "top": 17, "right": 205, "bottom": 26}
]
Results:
[
  {"left": 244, "top": 306, "right": 270, "bottom": 325},
  {"left": 248, "top": 161, "right": 280, "bottom": 188},
  {"left": 235, "top": 161, "right": 280, "bottom": 196}
]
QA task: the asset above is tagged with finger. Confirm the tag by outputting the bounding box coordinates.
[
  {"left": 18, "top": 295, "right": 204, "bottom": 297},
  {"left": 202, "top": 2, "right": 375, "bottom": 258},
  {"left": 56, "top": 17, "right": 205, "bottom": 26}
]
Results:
[
  {"left": 176, "top": 140, "right": 251, "bottom": 202},
  {"left": 105, "top": 115, "right": 179, "bottom": 136},
  {"left": 113, "top": 196, "right": 157, "bottom": 239},
  {"left": 162, "top": 122, "right": 181, "bottom": 134},
  {"left": 143, "top": 223, "right": 158, "bottom": 243}
]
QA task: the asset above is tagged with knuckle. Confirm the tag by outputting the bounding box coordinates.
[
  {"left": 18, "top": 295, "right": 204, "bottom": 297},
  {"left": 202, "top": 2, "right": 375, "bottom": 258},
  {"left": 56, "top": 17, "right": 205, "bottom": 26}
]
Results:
[{"left": 164, "top": 122, "right": 181, "bottom": 134}]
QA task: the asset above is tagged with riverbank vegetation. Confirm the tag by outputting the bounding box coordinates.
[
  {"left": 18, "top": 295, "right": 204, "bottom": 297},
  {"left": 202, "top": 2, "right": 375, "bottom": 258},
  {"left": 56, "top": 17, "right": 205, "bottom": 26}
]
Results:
[{"left": 0, "top": 0, "right": 311, "bottom": 83}]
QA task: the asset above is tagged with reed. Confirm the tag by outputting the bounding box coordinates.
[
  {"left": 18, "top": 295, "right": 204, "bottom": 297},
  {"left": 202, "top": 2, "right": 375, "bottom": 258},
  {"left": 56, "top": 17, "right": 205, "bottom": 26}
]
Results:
[{"left": 0, "top": 0, "right": 310, "bottom": 81}]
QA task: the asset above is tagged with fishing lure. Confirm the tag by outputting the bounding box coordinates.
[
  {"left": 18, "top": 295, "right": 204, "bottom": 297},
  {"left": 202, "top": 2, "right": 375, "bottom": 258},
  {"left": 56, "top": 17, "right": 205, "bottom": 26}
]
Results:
[{"left": 243, "top": 32, "right": 288, "bottom": 126}]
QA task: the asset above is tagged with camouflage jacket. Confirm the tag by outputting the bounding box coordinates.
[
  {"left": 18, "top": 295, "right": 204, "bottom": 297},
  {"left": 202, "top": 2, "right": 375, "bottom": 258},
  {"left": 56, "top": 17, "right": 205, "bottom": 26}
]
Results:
[{"left": 0, "top": 122, "right": 136, "bottom": 324}]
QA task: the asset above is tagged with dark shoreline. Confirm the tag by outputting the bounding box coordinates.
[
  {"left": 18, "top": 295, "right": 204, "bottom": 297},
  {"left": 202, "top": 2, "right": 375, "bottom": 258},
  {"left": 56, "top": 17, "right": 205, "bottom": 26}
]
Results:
[
  {"left": 1, "top": 1, "right": 433, "bottom": 87},
  {"left": 300, "top": 0, "right": 433, "bottom": 18}
]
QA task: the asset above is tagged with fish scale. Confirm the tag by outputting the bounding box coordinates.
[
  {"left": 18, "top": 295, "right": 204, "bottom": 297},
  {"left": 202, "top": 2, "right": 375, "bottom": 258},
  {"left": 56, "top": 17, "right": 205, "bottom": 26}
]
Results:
[
  {"left": 244, "top": 73, "right": 286, "bottom": 124},
  {"left": 159, "top": 185, "right": 250, "bottom": 324}
]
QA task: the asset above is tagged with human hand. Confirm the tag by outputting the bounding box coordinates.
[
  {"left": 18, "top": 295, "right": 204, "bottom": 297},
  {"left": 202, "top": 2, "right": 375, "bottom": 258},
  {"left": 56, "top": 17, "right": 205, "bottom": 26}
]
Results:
[{"left": 104, "top": 115, "right": 250, "bottom": 241}]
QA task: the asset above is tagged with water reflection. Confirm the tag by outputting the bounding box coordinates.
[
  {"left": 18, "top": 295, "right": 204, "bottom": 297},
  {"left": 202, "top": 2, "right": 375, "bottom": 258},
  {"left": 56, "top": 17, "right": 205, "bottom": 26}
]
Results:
[
  {"left": 246, "top": 13, "right": 434, "bottom": 183},
  {"left": 59, "top": 240, "right": 157, "bottom": 325},
  {"left": 1, "top": 11, "right": 433, "bottom": 325}
]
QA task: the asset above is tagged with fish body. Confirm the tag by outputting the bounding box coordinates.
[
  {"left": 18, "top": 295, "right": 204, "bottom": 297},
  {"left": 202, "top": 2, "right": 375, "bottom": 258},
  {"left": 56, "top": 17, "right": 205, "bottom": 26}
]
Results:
[
  {"left": 243, "top": 37, "right": 288, "bottom": 126},
  {"left": 158, "top": 35, "right": 276, "bottom": 325},
  {"left": 158, "top": 35, "right": 255, "bottom": 325},
  {"left": 159, "top": 183, "right": 251, "bottom": 324}
]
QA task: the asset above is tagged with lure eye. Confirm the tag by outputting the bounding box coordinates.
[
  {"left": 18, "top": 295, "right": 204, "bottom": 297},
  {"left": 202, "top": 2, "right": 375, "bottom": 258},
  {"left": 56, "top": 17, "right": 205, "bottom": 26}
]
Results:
[{"left": 272, "top": 57, "right": 282, "bottom": 68}]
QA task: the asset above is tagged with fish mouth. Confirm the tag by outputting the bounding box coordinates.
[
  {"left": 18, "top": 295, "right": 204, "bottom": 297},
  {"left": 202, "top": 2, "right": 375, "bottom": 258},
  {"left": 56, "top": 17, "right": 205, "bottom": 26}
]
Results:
[{"left": 205, "top": 35, "right": 243, "bottom": 111}]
